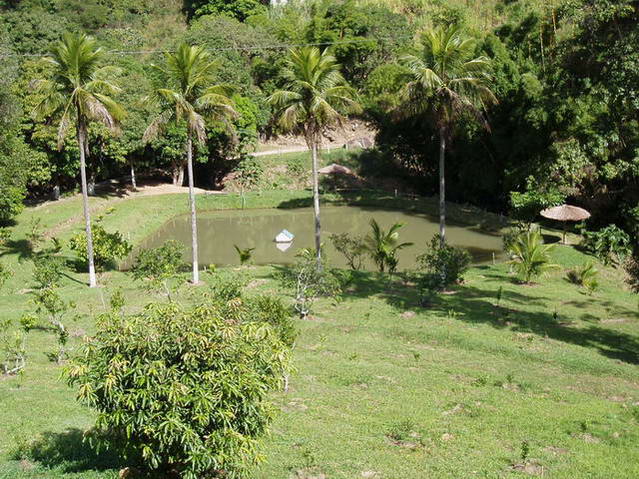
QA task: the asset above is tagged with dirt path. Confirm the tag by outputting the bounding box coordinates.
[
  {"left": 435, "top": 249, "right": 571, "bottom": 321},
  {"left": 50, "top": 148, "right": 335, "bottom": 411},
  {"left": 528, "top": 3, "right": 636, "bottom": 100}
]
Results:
[{"left": 40, "top": 182, "right": 220, "bottom": 239}]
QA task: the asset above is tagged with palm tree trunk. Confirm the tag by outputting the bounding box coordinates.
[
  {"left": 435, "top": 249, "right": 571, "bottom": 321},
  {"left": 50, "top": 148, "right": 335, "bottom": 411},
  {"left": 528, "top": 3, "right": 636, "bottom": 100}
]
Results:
[
  {"left": 186, "top": 133, "right": 199, "bottom": 284},
  {"left": 78, "top": 121, "right": 97, "bottom": 288},
  {"left": 310, "top": 138, "right": 322, "bottom": 269},
  {"left": 439, "top": 126, "right": 447, "bottom": 248},
  {"left": 130, "top": 160, "right": 137, "bottom": 191}
]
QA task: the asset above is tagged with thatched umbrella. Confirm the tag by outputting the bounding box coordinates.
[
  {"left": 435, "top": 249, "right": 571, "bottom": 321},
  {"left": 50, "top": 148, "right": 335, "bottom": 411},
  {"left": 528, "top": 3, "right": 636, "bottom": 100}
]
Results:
[
  {"left": 540, "top": 204, "right": 591, "bottom": 244},
  {"left": 318, "top": 163, "right": 353, "bottom": 175}
]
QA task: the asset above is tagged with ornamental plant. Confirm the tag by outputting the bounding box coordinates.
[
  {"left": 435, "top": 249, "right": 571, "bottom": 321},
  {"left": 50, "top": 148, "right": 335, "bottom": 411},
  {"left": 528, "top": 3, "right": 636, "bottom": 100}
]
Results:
[{"left": 65, "top": 300, "right": 291, "bottom": 479}]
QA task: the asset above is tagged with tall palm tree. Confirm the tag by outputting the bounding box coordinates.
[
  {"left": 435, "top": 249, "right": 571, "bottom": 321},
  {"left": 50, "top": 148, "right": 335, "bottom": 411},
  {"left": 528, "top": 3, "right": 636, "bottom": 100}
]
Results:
[
  {"left": 33, "top": 33, "right": 125, "bottom": 288},
  {"left": 399, "top": 26, "right": 496, "bottom": 247},
  {"left": 268, "top": 47, "right": 360, "bottom": 268},
  {"left": 143, "top": 43, "right": 236, "bottom": 285}
]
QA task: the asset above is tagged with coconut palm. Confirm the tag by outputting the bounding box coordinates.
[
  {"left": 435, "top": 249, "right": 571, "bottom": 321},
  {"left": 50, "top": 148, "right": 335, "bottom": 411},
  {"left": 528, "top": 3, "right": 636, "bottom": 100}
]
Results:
[
  {"left": 363, "top": 219, "right": 414, "bottom": 273},
  {"left": 33, "top": 32, "right": 125, "bottom": 288},
  {"left": 399, "top": 26, "right": 496, "bottom": 247},
  {"left": 143, "top": 43, "right": 237, "bottom": 284},
  {"left": 508, "top": 229, "right": 558, "bottom": 284},
  {"left": 268, "top": 47, "right": 360, "bottom": 268}
]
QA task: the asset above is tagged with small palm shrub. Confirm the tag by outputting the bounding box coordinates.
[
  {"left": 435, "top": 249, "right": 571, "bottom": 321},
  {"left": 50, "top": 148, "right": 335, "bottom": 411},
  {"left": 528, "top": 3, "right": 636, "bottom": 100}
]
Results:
[
  {"left": 363, "top": 219, "right": 413, "bottom": 273},
  {"left": 417, "top": 234, "right": 471, "bottom": 291},
  {"left": 69, "top": 223, "right": 132, "bottom": 271},
  {"left": 65, "top": 300, "right": 291, "bottom": 479},
  {"left": 508, "top": 230, "right": 557, "bottom": 284},
  {"left": 566, "top": 262, "right": 599, "bottom": 293},
  {"left": 234, "top": 245, "right": 255, "bottom": 265}
]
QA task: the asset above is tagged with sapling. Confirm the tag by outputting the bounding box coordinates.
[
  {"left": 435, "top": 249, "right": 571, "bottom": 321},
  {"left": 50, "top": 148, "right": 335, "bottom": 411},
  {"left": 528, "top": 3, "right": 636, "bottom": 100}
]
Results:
[
  {"left": 32, "top": 288, "right": 75, "bottom": 363},
  {"left": 281, "top": 248, "right": 341, "bottom": 319}
]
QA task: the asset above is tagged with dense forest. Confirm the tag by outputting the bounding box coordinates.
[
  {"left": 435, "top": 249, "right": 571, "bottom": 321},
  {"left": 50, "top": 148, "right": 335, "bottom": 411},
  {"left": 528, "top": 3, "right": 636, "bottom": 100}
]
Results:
[{"left": 0, "top": 0, "right": 638, "bottom": 244}]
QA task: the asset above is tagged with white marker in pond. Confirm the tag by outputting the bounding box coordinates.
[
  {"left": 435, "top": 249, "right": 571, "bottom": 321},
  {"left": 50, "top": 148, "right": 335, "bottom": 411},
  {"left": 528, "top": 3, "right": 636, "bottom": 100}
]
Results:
[{"left": 275, "top": 229, "right": 295, "bottom": 243}]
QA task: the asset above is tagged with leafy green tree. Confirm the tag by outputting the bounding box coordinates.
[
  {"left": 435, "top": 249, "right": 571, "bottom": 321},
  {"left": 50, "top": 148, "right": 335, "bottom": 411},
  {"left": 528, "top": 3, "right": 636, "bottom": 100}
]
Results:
[
  {"left": 398, "top": 26, "right": 496, "bottom": 247},
  {"left": 268, "top": 46, "right": 360, "bottom": 267},
  {"left": 143, "top": 43, "right": 237, "bottom": 285},
  {"left": 65, "top": 300, "right": 291, "bottom": 479},
  {"left": 186, "top": 0, "right": 267, "bottom": 21},
  {"left": 32, "top": 33, "right": 125, "bottom": 288},
  {"left": 69, "top": 222, "right": 132, "bottom": 272},
  {"left": 363, "top": 219, "right": 413, "bottom": 273}
]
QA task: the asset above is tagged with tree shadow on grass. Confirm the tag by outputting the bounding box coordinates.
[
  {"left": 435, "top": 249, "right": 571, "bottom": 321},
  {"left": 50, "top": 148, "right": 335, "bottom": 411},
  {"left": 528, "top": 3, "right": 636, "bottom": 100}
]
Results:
[
  {"left": 15, "top": 428, "right": 124, "bottom": 473},
  {"left": 0, "top": 239, "right": 35, "bottom": 262},
  {"left": 431, "top": 284, "right": 639, "bottom": 364}
]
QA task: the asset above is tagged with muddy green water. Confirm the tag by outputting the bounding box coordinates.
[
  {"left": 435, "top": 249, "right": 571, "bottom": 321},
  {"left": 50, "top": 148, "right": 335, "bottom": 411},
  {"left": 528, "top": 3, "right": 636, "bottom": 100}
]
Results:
[{"left": 128, "top": 206, "right": 503, "bottom": 270}]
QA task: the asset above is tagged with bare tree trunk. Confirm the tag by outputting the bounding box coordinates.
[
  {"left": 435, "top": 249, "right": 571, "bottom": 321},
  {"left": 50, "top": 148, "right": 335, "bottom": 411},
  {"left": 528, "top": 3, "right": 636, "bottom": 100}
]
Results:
[
  {"left": 78, "top": 122, "right": 97, "bottom": 288},
  {"left": 310, "top": 138, "right": 322, "bottom": 269},
  {"left": 172, "top": 163, "right": 185, "bottom": 186},
  {"left": 439, "top": 127, "right": 446, "bottom": 248},
  {"left": 130, "top": 160, "right": 137, "bottom": 190},
  {"left": 186, "top": 134, "right": 199, "bottom": 284}
]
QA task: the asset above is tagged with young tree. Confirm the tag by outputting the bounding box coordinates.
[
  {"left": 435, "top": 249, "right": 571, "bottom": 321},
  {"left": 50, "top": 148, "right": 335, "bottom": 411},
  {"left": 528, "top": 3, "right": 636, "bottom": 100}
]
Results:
[
  {"left": 268, "top": 47, "right": 360, "bottom": 268},
  {"left": 143, "top": 43, "right": 237, "bottom": 284},
  {"left": 363, "top": 219, "right": 413, "bottom": 273},
  {"left": 33, "top": 33, "right": 125, "bottom": 288},
  {"left": 399, "top": 26, "right": 495, "bottom": 246}
]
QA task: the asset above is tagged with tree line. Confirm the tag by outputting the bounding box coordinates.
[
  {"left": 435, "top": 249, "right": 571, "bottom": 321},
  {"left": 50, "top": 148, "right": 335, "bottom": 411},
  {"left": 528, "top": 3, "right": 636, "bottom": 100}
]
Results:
[{"left": 1, "top": 0, "right": 638, "bottom": 263}]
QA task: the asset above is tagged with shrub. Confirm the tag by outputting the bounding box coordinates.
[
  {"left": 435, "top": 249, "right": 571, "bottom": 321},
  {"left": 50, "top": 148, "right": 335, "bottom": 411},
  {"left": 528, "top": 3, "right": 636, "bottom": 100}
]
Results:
[
  {"left": 508, "top": 230, "right": 557, "bottom": 284},
  {"left": 234, "top": 245, "right": 255, "bottom": 265},
  {"left": 329, "top": 232, "right": 366, "bottom": 270},
  {"left": 132, "top": 240, "right": 185, "bottom": 298},
  {"left": 417, "top": 234, "right": 471, "bottom": 290},
  {"left": 132, "top": 240, "right": 185, "bottom": 281},
  {"left": 281, "top": 248, "right": 341, "bottom": 319},
  {"left": 69, "top": 223, "right": 132, "bottom": 271},
  {"left": 65, "top": 300, "right": 290, "bottom": 479},
  {"left": 566, "top": 262, "right": 599, "bottom": 293},
  {"left": 247, "top": 295, "right": 298, "bottom": 347},
  {"left": 0, "top": 319, "right": 26, "bottom": 376},
  {"left": 581, "top": 225, "right": 631, "bottom": 265},
  {"left": 32, "top": 287, "right": 75, "bottom": 363},
  {"left": 33, "top": 254, "right": 65, "bottom": 289}
]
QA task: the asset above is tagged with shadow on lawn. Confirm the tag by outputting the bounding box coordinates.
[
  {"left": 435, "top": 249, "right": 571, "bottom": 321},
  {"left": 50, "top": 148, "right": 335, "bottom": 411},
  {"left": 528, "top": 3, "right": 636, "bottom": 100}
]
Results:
[
  {"left": 15, "top": 428, "right": 123, "bottom": 473},
  {"left": 301, "top": 266, "right": 639, "bottom": 365}
]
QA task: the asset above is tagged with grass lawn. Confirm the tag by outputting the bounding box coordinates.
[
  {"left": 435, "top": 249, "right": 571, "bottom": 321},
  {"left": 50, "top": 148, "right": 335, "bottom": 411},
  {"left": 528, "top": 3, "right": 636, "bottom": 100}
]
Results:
[{"left": 1, "top": 189, "right": 638, "bottom": 478}]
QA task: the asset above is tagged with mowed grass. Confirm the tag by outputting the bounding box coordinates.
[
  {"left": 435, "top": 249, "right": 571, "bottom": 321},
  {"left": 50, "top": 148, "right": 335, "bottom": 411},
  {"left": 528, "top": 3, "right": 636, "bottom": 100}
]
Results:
[{"left": 1, "top": 190, "right": 638, "bottom": 478}]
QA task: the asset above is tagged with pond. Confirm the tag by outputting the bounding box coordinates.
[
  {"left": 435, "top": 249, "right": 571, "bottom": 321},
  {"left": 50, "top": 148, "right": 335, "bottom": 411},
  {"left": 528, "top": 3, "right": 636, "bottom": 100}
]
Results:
[{"left": 127, "top": 206, "right": 504, "bottom": 270}]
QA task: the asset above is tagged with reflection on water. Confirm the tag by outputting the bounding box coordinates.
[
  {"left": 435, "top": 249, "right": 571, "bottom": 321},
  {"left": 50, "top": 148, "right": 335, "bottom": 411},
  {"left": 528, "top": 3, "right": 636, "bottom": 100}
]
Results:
[{"left": 127, "top": 206, "right": 503, "bottom": 270}]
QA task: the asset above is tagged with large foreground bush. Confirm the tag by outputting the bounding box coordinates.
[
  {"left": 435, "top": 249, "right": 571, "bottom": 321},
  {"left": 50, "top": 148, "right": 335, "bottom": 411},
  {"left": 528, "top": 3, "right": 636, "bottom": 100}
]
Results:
[{"left": 65, "top": 301, "right": 291, "bottom": 479}]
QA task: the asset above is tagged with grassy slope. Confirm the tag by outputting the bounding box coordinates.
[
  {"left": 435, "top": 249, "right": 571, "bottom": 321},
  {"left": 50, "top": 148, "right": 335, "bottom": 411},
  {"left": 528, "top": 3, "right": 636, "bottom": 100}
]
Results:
[{"left": 0, "top": 187, "right": 638, "bottom": 478}]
